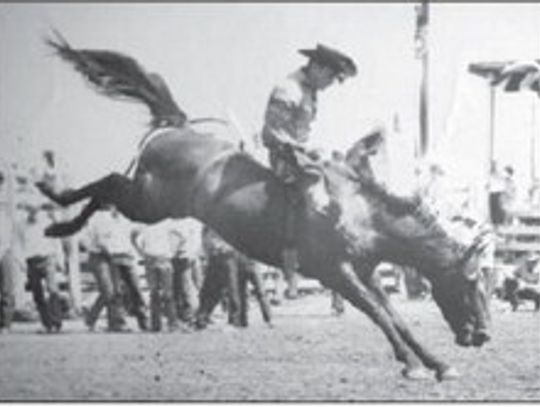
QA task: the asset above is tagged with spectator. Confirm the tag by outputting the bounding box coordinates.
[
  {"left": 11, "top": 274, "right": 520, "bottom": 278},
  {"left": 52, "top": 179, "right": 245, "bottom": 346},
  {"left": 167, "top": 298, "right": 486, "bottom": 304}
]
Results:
[
  {"left": 0, "top": 161, "right": 15, "bottom": 333},
  {"left": 197, "top": 226, "right": 272, "bottom": 329},
  {"left": 131, "top": 220, "right": 179, "bottom": 332},
  {"left": 503, "top": 253, "right": 540, "bottom": 311},
  {"left": 488, "top": 161, "right": 506, "bottom": 227},
  {"left": 23, "top": 204, "right": 64, "bottom": 333},
  {"left": 529, "top": 177, "right": 540, "bottom": 208},
  {"left": 83, "top": 206, "right": 147, "bottom": 332},
  {"left": 236, "top": 256, "right": 272, "bottom": 327},
  {"left": 171, "top": 218, "right": 202, "bottom": 326},
  {"left": 0, "top": 252, "right": 16, "bottom": 334},
  {"left": 501, "top": 165, "right": 517, "bottom": 224}
]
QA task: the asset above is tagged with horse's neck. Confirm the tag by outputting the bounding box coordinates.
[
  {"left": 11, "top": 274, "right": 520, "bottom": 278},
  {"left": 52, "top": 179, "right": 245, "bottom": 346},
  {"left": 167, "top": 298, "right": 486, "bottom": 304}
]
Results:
[{"left": 377, "top": 203, "right": 465, "bottom": 273}]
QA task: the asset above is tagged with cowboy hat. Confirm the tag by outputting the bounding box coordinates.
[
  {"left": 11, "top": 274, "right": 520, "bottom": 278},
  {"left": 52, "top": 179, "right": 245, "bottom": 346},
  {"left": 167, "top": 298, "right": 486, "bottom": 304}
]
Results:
[{"left": 299, "top": 44, "right": 357, "bottom": 82}]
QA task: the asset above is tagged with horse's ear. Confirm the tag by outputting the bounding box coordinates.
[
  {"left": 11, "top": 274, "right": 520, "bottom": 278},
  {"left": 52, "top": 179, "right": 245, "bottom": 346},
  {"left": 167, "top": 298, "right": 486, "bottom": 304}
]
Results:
[{"left": 350, "top": 126, "right": 386, "bottom": 158}]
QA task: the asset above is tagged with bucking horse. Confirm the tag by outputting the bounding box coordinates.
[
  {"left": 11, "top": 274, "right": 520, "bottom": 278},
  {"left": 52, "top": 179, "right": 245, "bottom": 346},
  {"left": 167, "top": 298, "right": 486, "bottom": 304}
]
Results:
[{"left": 39, "top": 33, "right": 493, "bottom": 381}]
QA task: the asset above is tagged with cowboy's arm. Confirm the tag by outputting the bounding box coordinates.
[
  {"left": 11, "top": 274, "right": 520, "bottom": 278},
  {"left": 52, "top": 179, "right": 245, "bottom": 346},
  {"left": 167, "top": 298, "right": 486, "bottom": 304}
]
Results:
[{"left": 262, "top": 87, "right": 308, "bottom": 151}]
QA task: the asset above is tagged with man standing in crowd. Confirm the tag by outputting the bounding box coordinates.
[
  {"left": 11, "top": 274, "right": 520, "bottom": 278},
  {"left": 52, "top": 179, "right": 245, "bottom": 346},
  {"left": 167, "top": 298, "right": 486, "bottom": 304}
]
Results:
[
  {"left": 131, "top": 220, "right": 179, "bottom": 332},
  {"left": 83, "top": 206, "right": 147, "bottom": 332},
  {"left": 0, "top": 160, "right": 15, "bottom": 333},
  {"left": 172, "top": 218, "right": 202, "bottom": 326},
  {"left": 235, "top": 255, "right": 273, "bottom": 328},
  {"left": 23, "top": 204, "right": 64, "bottom": 333},
  {"left": 501, "top": 165, "right": 517, "bottom": 224},
  {"left": 488, "top": 161, "right": 506, "bottom": 227},
  {"left": 197, "top": 226, "right": 272, "bottom": 329}
]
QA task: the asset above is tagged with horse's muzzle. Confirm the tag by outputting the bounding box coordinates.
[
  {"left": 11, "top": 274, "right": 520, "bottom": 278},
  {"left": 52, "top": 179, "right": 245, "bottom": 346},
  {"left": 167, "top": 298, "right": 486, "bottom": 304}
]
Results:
[
  {"left": 455, "top": 329, "right": 473, "bottom": 347},
  {"left": 456, "top": 327, "right": 490, "bottom": 347},
  {"left": 472, "top": 329, "right": 490, "bottom": 347}
]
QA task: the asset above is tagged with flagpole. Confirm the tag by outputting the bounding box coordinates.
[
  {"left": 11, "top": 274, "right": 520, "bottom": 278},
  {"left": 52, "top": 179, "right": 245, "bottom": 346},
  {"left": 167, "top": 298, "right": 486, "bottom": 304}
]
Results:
[
  {"left": 489, "top": 85, "right": 496, "bottom": 170},
  {"left": 416, "top": 0, "right": 430, "bottom": 159},
  {"left": 531, "top": 99, "right": 538, "bottom": 183},
  {"left": 420, "top": 26, "right": 429, "bottom": 157}
]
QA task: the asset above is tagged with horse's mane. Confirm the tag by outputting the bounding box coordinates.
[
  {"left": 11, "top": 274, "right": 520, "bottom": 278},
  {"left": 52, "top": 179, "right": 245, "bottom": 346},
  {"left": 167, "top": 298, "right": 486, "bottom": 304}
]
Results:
[{"left": 323, "top": 158, "right": 485, "bottom": 258}]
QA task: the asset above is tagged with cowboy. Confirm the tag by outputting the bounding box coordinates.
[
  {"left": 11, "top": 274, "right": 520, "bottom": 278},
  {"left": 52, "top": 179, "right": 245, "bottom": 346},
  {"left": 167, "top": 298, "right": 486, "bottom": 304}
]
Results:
[{"left": 261, "top": 43, "right": 357, "bottom": 298}]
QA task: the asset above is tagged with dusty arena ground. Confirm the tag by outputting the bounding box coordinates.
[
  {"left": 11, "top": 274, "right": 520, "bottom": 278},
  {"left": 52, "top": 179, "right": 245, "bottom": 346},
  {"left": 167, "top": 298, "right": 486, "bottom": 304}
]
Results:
[{"left": 0, "top": 292, "right": 539, "bottom": 401}]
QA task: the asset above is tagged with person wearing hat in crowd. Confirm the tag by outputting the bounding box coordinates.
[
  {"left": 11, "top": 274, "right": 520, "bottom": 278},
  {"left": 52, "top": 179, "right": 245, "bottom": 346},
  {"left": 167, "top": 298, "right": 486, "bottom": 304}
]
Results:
[
  {"left": 23, "top": 203, "right": 64, "bottom": 333},
  {"left": 261, "top": 43, "right": 357, "bottom": 299}
]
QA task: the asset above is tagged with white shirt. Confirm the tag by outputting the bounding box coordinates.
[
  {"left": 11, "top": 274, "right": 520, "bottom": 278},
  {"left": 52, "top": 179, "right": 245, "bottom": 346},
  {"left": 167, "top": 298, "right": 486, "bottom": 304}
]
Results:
[
  {"left": 23, "top": 211, "right": 62, "bottom": 259},
  {"left": 85, "top": 210, "right": 134, "bottom": 256},
  {"left": 132, "top": 220, "right": 177, "bottom": 259},
  {"left": 170, "top": 218, "right": 203, "bottom": 259}
]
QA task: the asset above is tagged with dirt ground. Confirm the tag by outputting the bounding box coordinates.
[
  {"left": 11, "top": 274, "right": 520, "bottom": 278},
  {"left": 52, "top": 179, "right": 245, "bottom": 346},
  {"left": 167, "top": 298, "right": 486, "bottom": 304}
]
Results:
[{"left": 0, "top": 292, "right": 539, "bottom": 401}]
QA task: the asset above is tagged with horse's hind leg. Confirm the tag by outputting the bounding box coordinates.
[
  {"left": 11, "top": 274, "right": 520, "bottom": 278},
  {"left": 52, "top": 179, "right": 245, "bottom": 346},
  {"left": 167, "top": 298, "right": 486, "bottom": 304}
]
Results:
[
  {"left": 37, "top": 173, "right": 131, "bottom": 207},
  {"left": 36, "top": 180, "right": 93, "bottom": 207},
  {"left": 45, "top": 199, "right": 101, "bottom": 237},
  {"left": 42, "top": 172, "right": 156, "bottom": 221},
  {"left": 327, "top": 262, "right": 429, "bottom": 380},
  {"left": 43, "top": 173, "right": 157, "bottom": 238}
]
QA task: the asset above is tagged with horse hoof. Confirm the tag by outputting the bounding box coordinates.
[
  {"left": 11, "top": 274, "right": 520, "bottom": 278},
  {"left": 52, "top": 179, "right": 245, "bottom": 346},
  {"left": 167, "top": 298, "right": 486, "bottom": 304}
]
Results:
[
  {"left": 45, "top": 223, "right": 75, "bottom": 238},
  {"left": 35, "top": 181, "right": 51, "bottom": 194},
  {"left": 402, "top": 367, "right": 431, "bottom": 381},
  {"left": 436, "top": 366, "right": 460, "bottom": 381}
]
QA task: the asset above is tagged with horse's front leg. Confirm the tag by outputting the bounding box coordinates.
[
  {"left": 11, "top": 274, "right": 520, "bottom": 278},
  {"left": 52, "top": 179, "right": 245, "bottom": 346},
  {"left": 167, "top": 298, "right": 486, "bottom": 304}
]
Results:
[
  {"left": 330, "top": 262, "right": 430, "bottom": 380},
  {"left": 363, "top": 273, "right": 459, "bottom": 381}
]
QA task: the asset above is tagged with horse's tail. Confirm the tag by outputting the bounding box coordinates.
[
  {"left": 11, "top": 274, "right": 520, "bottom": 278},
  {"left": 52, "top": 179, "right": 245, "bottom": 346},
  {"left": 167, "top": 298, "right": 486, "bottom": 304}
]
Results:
[{"left": 45, "top": 29, "right": 187, "bottom": 128}]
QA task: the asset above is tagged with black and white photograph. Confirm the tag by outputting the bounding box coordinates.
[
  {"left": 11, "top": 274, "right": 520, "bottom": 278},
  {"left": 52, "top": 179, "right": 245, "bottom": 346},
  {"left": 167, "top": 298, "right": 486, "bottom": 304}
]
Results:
[{"left": 0, "top": 1, "right": 539, "bottom": 401}]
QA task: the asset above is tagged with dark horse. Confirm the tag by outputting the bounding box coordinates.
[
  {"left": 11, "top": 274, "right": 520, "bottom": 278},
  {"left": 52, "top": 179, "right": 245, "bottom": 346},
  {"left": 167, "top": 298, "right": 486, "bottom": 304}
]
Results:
[{"left": 39, "top": 34, "right": 493, "bottom": 381}]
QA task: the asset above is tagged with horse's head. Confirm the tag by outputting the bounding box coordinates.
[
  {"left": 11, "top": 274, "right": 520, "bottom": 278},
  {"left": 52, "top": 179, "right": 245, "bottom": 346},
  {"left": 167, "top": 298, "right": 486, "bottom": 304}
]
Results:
[
  {"left": 328, "top": 129, "right": 494, "bottom": 348},
  {"left": 344, "top": 124, "right": 386, "bottom": 179},
  {"left": 421, "top": 226, "right": 493, "bottom": 348}
]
